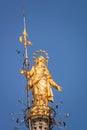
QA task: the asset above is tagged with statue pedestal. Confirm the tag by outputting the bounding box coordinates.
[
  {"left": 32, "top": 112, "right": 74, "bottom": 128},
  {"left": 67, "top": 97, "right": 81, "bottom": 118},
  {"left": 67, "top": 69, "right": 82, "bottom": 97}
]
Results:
[{"left": 25, "top": 106, "right": 53, "bottom": 130}]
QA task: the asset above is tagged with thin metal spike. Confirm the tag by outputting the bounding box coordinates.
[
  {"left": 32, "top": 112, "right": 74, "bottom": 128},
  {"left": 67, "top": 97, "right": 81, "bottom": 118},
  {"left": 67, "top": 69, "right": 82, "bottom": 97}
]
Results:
[{"left": 23, "top": 9, "right": 26, "bottom": 28}]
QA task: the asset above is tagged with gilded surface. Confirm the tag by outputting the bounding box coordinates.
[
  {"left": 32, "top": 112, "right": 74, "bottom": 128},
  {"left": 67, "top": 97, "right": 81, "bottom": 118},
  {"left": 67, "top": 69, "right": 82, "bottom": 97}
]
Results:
[
  {"left": 29, "top": 106, "right": 51, "bottom": 117},
  {"left": 20, "top": 56, "right": 62, "bottom": 106},
  {"left": 19, "top": 18, "right": 32, "bottom": 46}
]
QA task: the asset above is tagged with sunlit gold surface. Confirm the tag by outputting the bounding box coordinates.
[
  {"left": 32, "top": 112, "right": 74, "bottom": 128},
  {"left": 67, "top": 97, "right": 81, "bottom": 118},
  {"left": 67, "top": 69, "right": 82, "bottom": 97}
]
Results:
[
  {"left": 29, "top": 106, "right": 51, "bottom": 117},
  {"left": 19, "top": 21, "right": 32, "bottom": 46},
  {"left": 20, "top": 55, "right": 62, "bottom": 106}
]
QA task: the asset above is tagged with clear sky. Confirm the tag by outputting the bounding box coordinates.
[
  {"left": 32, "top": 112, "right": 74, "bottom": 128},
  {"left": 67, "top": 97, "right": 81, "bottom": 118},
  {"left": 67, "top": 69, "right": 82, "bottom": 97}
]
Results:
[{"left": 0, "top": 0, "right": 87, "bottom": 130}]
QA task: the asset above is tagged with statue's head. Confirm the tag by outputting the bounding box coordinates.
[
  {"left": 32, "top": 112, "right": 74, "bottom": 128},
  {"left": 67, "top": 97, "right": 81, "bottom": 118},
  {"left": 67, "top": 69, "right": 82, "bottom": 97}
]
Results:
[
  {"left": 35, "top": 56, "right": 47, "bottom": 64},
  {"left": 33, "top": 50, "right": 49, "bottom": 64}
]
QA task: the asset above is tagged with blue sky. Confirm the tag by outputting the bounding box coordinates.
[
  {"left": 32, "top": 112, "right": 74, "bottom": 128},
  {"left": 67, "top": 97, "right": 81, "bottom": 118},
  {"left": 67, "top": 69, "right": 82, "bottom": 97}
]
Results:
[{"left": 0, "top": 0, "right": 87, "bottom": 130}]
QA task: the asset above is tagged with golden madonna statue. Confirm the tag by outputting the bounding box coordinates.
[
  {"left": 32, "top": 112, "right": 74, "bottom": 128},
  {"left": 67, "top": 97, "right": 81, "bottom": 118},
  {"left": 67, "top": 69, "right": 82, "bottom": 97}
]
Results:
[{"left": 20, "top": 50, "right": 62, "bottom": 106}]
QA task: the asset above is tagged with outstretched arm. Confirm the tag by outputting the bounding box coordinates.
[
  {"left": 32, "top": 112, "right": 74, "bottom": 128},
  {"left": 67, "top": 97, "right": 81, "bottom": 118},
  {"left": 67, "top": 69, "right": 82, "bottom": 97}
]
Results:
[
  {"left": 44, "top": 66, "right": 62, "bottom": 91},
  {"left": 49, "top": 78, "right": 62, "bottom": 91}
]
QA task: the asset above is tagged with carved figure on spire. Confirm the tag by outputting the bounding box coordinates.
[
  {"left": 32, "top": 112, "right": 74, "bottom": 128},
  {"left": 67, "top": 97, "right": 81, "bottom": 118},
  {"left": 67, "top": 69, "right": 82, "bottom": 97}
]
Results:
[{"left": 20, "top": 50, "right": 62, "bottom": 106}]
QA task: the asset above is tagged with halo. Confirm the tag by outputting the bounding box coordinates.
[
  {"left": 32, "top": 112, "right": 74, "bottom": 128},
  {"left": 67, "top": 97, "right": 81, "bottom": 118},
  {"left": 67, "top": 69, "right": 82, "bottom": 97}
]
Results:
[{"left": 33, "top": 49, "right": 49, "bottom": 63}]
